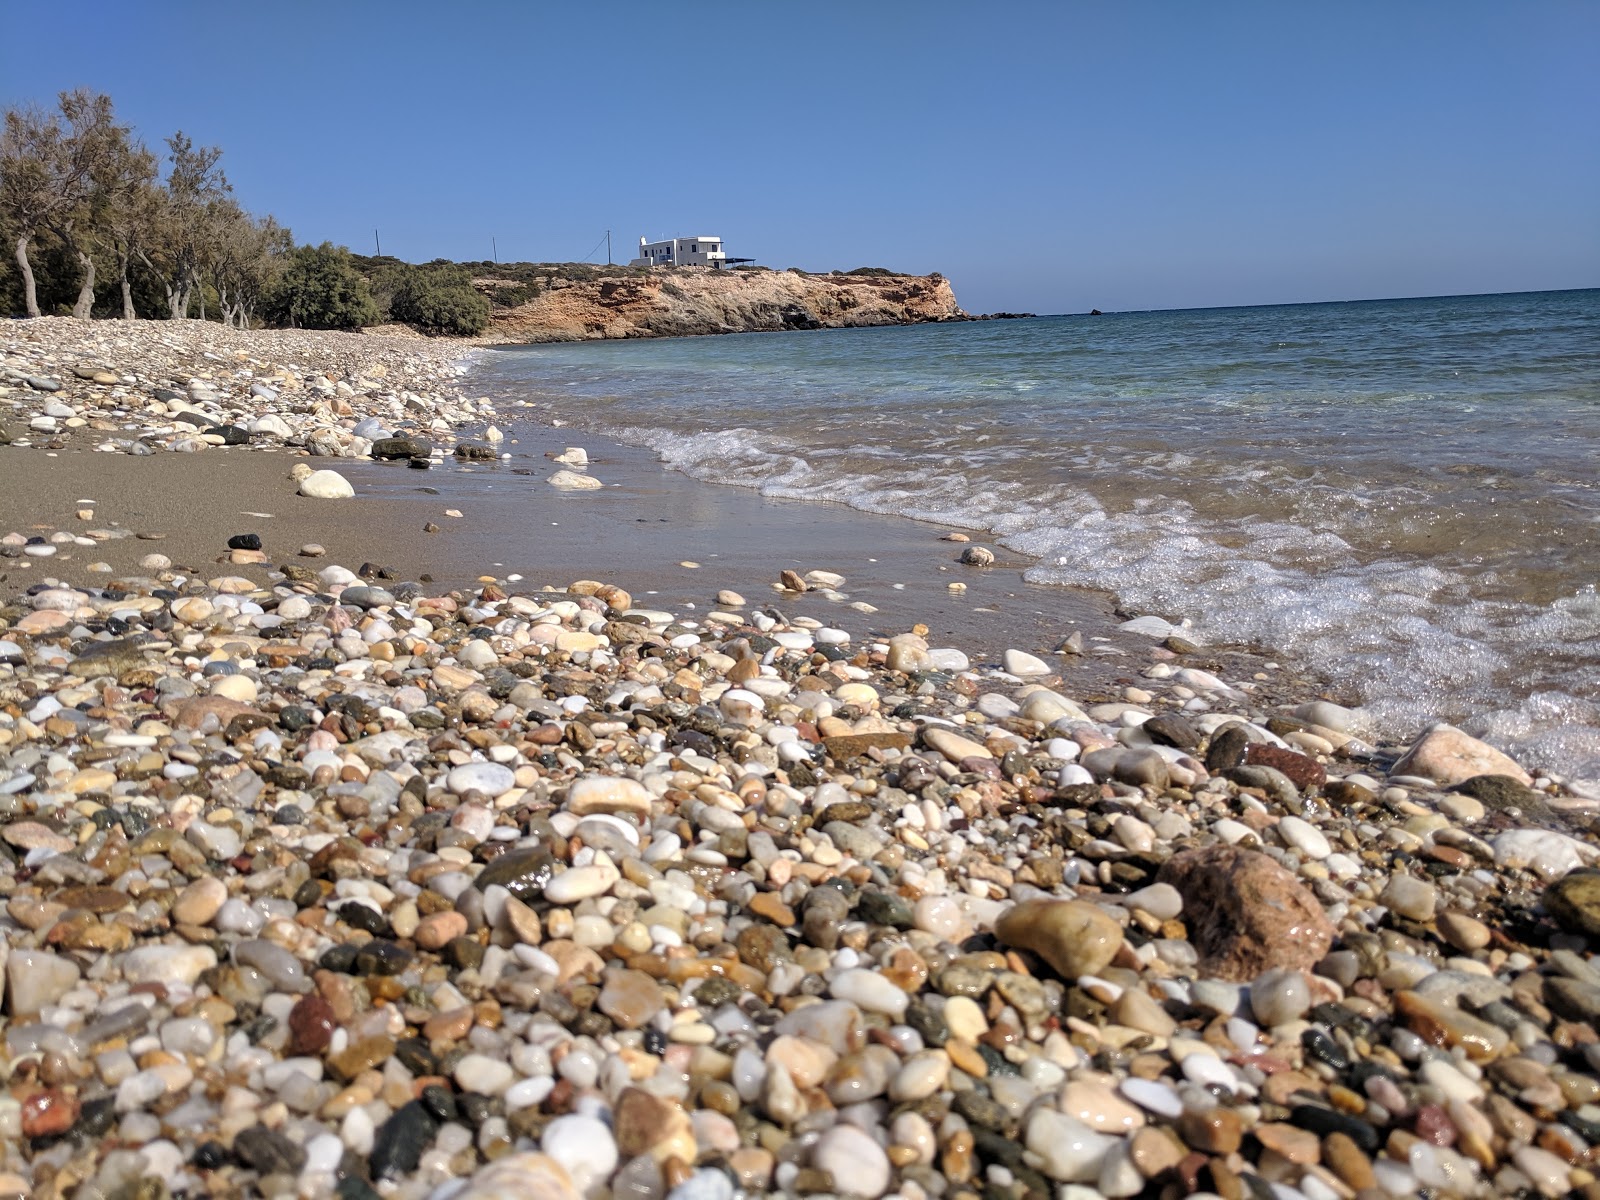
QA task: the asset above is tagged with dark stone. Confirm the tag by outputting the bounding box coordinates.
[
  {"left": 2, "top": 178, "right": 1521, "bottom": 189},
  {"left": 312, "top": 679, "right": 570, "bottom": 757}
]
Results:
[
  {"left": 473, "top": 847, "right": 555, "bottom": 901},
  {"left": 208, "top": 424, "right": 252, "bottom": 446},
  {"left": 408, "top": 457, "right": 431, "bottom": 470},
  {"left": 193, "top": 1140, "right": 228, "bottom": 1169},
  {"left": 905, "top": 999, "right": 950, "bottom": 1046},
  {"left": 234, "top": 1124, "right": 308, "bottom": 1175},
  {"left": 340, "top": 902, "right": 390, "bottom": 937},
  {"left": 354, "top": 939, "right": 413, "bottom": 976},
  {"left": 318, "top": 943, "right": 361, "bottom": 974},
  {"left": 1545, "top": 977, "right": 1600, "bottom": 1025},
  {"left": 370, "top": 1101, "right": 438, "bottom": 1178},
  {"left": 802, "top": 884, "right": 852, "bottom": 951},
  {"left": 291, "top": 879, "right": 323, "bottom": 908},
  {"left": 953, "top": 1088, "right": 1010, "bottom": 1132},
  {"left": 456, "top": 1093, "right": 493, "bottom": 1126},
  {"left": 1545, "top": 869, "right": 1600, "bottom": 939},
  {"left": 855, "top": 889, "right": 915, "bottom": 929},
  {"left": 453, "top": 443, "right": 496, "bottom": 460},
  {"left": 74, "top": 1096, "right": 116, "bottom": 1141},
  {"left": 418, "top": 1084, "right": 457, "bottom": 1123},
  {"left": 336, "top": 1178, "right": 383, "bottom": 1200},
  {"left": 396, "top": 1039, "right": 438, "bottom": 1076},
  {"left": 445, "top": 937, "right": 485, "bottom": 971},
  {"left": 278, "top": 706, "right": 313, "bottom": 732},
  {"left": 1451, "top": 774, "right": 1543, "bottom": 811},
  {"left": 1288, "top": 1105, "right": 1379, "bottom": 1153},
  {"left": 1143, "top": 714, "right": 1202, "bottom": 752},
  {"left": 1301, "top": 1027, "right": 1349, "bottom": 1071},
  {"left": 1205, "top": 724, "right": 1251, "bottom": 772},
  {"left": 227, "top": 533, "right": 262, "bottom": 551},
  {"left": 372, "top": 436, "right": 431, "bottom": 460}
]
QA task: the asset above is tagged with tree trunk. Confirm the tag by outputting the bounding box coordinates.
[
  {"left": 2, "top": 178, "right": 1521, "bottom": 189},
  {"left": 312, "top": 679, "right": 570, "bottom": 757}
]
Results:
[
  {"left": 118, "top": 259, "right": 135, "bottom": 319},
  {"left": 72, "top": 248, "right": 96, "bottom": 319},
  {"left": 14, "top": 234, "right": 40, "bottom": 319}
]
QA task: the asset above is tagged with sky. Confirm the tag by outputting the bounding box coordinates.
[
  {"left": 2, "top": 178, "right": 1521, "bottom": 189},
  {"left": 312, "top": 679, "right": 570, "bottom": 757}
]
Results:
[{"left": 3, "top": 1, "right": 1596, "bottom": 315}]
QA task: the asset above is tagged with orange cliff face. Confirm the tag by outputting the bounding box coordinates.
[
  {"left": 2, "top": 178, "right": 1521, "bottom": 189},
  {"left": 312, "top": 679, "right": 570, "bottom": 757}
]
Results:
[{"left": 485, "top": 270, "right": 965, "bottom": 343}]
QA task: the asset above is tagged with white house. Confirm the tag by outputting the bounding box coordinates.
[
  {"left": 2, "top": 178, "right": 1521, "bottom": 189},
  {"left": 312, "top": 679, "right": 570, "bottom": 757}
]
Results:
[{"left": 629, "top": 235, "right": 726, "bottom": 267}]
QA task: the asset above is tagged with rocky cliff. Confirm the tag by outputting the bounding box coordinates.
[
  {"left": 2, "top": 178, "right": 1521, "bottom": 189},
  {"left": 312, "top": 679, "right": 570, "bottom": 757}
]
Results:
[{"left": 486, "top": 269, "right": 964, "bottom": 343}]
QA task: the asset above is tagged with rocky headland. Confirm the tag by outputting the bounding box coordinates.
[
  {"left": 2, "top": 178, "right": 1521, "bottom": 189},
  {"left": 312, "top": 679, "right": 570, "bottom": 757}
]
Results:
[
  {"left": 487, "top": 270, "right": 966, "bottom": 343},
  {"left": 0, "top": 318, "right": 1598, "bottom": 1200}
]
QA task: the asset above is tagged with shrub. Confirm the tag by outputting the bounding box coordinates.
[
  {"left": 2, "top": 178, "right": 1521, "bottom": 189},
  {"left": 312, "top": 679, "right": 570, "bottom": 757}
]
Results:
[
  {"left": 846, "top": 266, "right": 895, "bottom": 277},
  {"left": 263, "top": 242, "right": 380, "bottom": 330},
  {"left": 389, "top": 262, "right": 491, "bottom": 335}
]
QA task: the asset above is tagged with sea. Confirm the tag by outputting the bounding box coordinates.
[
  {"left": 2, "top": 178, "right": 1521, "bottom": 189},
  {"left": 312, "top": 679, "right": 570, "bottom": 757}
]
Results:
[{"left": 471, "top": 289, "right": 1600, "bottom": 783}]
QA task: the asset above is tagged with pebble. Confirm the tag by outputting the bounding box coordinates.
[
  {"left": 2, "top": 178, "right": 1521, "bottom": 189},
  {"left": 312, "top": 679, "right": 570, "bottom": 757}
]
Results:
[{"left": 0, "top": 320, "right": 1589, "bottom": 1200}]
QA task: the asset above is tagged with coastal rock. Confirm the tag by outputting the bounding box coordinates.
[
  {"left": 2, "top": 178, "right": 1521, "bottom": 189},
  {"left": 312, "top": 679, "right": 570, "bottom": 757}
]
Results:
[
  {"left": 995, "top": 899, "right": 1123, "bottom": 979},
  {"left": 372, "top": 435, "right": 431, "bottom": 460},
  {"left": 298, "top": 469, "right": 355, "bottom": 499},
  {"left": 1391, "top": 723, "right": 1531, "bottom": 787},
  {"left": 1157, "top": 844, "right": 1334, "bottom": 981}
]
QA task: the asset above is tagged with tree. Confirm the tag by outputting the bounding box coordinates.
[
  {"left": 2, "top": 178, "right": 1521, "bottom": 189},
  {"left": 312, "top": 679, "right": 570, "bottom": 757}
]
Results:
[
  {"left": 263, "top": 242, "right": 380, "bottom": 330},
  {"left": 209, "top": 205, "right": 291, "bottom": 328},
  {"left": 99, "top": 160, "right": 161, "bottom": 319},
  {"left": 389, "top": 260, "right": 491, "bottom": 335},
  {"left": 140, "top": 132, "right": 230, "bottom": 319},
  {"left": 0, "top": 93, "right": 105, "bottom": 317}
]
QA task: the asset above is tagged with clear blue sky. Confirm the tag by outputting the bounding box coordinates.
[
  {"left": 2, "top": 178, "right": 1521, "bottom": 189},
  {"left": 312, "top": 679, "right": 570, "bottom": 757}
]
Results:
[{"left": 4, "top": 1, "right": 1596, "bottom": 314}]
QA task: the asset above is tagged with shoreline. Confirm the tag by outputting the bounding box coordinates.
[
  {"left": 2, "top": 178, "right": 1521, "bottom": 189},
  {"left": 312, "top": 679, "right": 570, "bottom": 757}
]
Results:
[{"left": 1, "top": 317, "right": 1599, "bottom": 1200}]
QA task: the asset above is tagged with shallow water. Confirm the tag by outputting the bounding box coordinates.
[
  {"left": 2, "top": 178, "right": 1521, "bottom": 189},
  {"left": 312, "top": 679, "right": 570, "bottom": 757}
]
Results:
[{"left": 471, "top": 289, "right": 1600, "bottom": 780}]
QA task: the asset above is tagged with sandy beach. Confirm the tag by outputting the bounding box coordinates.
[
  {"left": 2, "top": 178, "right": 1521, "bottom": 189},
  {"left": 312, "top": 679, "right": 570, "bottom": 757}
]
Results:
[{"left": 1, "top": 317, "right": 1598, "bottom": 1200}]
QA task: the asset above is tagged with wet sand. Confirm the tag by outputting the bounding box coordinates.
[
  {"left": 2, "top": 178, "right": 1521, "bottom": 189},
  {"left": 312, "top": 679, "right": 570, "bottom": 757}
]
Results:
[{"left": 0, "top": 421, "right": 1337, "bottom": 706}]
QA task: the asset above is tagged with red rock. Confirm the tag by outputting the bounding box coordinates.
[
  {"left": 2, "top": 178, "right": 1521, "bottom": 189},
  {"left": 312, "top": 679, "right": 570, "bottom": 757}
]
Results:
[
  {"left": 1244, "top": 744, "right": 1327, "bottom": 790},
  {"left": 1157, "top": 845, "right": 1334, "bottom": 982},
  {"left": 287, "top": 993, "right": 337, "bottom": 1056},
  {"left": 22, "top": 1089, "right": 78, "bottom": 1138}
]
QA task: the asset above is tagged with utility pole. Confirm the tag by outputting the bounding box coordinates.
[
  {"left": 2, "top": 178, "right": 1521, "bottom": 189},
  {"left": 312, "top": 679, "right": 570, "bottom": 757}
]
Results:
[
  {"left": 492, "top": 236, "right": 498, "bottom": 264},
  {"left": 606, "top": 230, "right": 612, "bottom": 266},
  {"left": 374, "top": 229, "right": 381, "bottom": 256}
]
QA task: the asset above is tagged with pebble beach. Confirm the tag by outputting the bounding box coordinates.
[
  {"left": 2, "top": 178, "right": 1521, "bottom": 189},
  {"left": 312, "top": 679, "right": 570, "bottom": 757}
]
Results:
[{"left": 3, "top": 317, "right": 1600, "bottom": 1200}]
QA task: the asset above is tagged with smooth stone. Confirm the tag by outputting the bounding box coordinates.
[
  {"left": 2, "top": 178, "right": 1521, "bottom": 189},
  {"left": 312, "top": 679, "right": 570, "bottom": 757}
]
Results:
[
  {"left": 1493, "top": 829, "right": 1592, "bottom": 880},
  {"left": 447, "top": 762, "right": 516, "bottom": 797},
  {"left": 548, "top": 469, "right": 602, "bottom": 490},
  {"left": 121, "top": 944, "right": 218, "bottom": 986},
  {"left": 298, "top": 469, "right": 355, "bottom": 499},
  {"left": 811, "top": 1124, "right": 891, "bottom": 1199},
  {"left": 1003, "top": 648, "right": 1051, "bottom": 676},
  {"left": 1278, "top": 815, "right": 1331, "bottom": 860},
  {"left": 1025, "top": 1108, "right": 1117, "bottom": 1183},
  {"left": 995, "top": 899, "right": 1123, "bottom": 980},
  {"left": 1380, "top": 873, "right": 1438, "bottom": 922},
  {"left": 7, "top": 949, "right": 81, "bottom": 1016},
  {"left": 1060, "top": 1079, "right": 1146, "bottom": 1132},
  {"left": 830, "top": 968, "right": 908, "bottom": 1016},
  {"left": 1250, "top": 967, "right": 1312, "bottom": 1026},
  {"left": 566, "top": 775, "right": 652, "bottom": 817},
  {"left": 1545, "top": 869, "right": 1600, "bottom": 938}
]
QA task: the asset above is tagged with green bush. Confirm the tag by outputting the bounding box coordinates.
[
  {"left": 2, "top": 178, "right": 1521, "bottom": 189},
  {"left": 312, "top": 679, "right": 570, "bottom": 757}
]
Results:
[
  {"left": 263, "top": 242, "right": 380, "bottom": 330},
  {"left": 389, "top": 262, "right": 491, "bottom": 335}
]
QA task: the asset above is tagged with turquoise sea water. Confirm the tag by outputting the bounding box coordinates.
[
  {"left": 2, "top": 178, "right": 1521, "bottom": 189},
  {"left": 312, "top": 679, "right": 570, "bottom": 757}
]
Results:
[{"left": 473, "top": 289, "right": 1600, "bottom": 781}]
